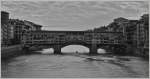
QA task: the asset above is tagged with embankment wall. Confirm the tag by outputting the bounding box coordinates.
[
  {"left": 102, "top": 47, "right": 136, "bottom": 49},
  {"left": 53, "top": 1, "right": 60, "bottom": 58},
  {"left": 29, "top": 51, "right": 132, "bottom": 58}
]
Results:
[{"left": 1, "top": 45, "right": 23, "bottom": 58}]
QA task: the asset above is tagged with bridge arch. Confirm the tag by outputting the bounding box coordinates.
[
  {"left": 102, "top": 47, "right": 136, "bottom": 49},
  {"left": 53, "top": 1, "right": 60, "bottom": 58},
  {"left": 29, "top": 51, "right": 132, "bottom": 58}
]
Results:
[
  {"left": 53, "top": 39, "right": 92, "bottom": 54},
  {"left": 60, "top": 39, "right": 90, "bottom": 53},
  {"left": 61, "top": 45, "right": 90, "bottom": 54}
]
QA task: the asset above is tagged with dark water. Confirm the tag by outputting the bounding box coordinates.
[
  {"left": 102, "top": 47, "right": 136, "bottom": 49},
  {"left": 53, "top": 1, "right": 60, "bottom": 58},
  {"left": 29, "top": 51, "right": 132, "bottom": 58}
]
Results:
[{"left": 1, "top": 51, "right": 149, "bottom": 78}]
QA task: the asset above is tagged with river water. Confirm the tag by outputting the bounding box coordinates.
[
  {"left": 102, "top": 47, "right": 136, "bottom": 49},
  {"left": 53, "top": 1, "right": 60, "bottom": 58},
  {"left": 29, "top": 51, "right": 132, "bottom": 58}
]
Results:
[{"left": 1, "top": 50, "right": 149, "bottom": 78}]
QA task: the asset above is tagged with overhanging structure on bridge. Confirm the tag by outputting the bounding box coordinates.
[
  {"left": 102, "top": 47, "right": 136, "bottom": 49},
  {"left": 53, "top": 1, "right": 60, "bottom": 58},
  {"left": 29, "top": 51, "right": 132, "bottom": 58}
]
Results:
[{"left": 22, "top": 30, "right": 126, "bottom": 54}]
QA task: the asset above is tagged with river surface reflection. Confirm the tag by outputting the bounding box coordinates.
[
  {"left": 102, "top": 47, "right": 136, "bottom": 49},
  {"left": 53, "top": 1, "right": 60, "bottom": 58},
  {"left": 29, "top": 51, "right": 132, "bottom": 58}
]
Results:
[{"left": 1, "top": 51, "right": 149, "bottom": 78}]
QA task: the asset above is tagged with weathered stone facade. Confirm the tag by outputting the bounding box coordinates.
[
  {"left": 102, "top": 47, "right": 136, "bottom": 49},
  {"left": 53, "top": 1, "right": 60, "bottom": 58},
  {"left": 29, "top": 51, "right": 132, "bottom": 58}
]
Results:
[
  {"left": 1, "top": 11, "right": 11, "bottom": 46},
  {"left": 8, "top": 19, "right": 42, "bottom": 44},
  {"left": 136, "top": 14, "right": 149, "bottom": 57},
  {"left": 106, "top": 14, "right": 149, "bottom": 57}
]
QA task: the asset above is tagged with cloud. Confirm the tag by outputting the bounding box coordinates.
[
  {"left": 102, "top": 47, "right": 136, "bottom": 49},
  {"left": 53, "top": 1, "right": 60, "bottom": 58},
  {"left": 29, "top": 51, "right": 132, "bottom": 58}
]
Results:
[{"left": 1, "top": 1, "right": 149, "bottom": 31}]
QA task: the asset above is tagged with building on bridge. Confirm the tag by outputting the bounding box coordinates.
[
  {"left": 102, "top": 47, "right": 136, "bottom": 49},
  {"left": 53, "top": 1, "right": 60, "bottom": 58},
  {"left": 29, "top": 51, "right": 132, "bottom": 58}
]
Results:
[{"left": 22, "top": 30, "right": 126, "bottom": 54}]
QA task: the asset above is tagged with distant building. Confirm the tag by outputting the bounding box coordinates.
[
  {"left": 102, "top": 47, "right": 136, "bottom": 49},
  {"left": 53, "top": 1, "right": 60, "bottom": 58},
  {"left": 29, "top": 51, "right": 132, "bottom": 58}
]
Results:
[
  {"left": 107, "top": 17, "right": 129, "bottom": 42},
  {"left": 125, "top": 20, "right": 138, "bottom": 46},
  {"left": 34, "top": 24, "right": 42, "bottom": 31},
  {"left": 1, "top": 11, "right": 11, "bottom": 46},
  {"left": 107, "top": 17, "right": 140, "bottom": 47},
  {"left": 137, "top": 14, "right": 149, "bottom": 54},
  {"left": 9, "top": 19, "right": 42, "bottom": 44},
  {"left": 93, "top": 26, "right": 108, "bottom": 32},
  {"left": 23, "top": 20, "right": 42, "bottom": 31},
  {"left": 1, "top": 11, "right": 9, "bottom": 24},
  {"left": 106, "top": 14, "right": 149, "bottom": 56}
]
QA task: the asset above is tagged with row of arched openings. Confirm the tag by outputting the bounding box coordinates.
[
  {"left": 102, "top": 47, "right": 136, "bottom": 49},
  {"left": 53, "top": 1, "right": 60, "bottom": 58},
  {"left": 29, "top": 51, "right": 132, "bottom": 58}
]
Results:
[{"left": 38, "top": 45, "right": 106, "bottom": 54}]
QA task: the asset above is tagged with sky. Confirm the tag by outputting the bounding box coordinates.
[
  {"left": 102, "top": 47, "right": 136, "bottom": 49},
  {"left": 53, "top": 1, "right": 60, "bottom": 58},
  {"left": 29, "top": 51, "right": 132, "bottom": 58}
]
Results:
[{"left": 1, "top": 0, "right": 149, "bottom": 31}]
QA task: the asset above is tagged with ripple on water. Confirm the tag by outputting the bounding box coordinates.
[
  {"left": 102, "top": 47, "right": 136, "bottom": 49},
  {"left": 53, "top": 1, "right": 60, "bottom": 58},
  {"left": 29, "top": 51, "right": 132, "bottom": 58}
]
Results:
[{"left": 2, "top": 54, "right": 149, "bottom": 78}]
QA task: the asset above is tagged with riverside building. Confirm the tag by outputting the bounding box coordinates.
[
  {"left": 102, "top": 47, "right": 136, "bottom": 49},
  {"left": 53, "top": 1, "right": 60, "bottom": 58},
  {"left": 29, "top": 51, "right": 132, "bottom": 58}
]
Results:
[{"left": 1, "top": 11, "right": 11, "bottom": 46}]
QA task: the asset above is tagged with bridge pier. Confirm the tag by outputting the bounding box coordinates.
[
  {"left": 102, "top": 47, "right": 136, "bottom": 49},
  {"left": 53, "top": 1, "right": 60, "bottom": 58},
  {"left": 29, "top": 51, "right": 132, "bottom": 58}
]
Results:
[
  {"left": 89, "top": 44, "right": 98, "bottom": 55},
  {"left": 22, "top": 46, "right": 29, "bottom": 51},
  {"left": 111, "top": 45, "right": 127, "bottom": 55},
  {"left": 22, "top": 46, "right": 31, "bottom": 54},
  {"left": 54, "top": 45, "right": 62, "bottom": 54}
]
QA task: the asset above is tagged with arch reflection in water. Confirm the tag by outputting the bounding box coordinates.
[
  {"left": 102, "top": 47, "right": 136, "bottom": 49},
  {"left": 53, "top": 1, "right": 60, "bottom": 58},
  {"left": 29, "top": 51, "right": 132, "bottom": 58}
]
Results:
[{"left": 40, "top": 48, "right": 54, "bottom": 54}]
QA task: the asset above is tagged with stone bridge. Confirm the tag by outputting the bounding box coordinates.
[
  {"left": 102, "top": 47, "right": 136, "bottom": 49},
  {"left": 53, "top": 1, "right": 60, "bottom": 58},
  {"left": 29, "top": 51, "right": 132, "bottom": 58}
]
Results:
[{"left": 22, "top": 31, "right": 126, "bottom": 54}]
